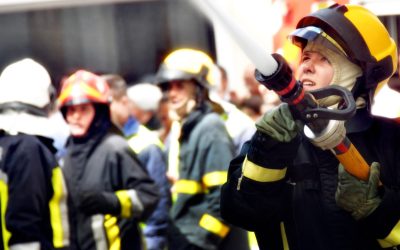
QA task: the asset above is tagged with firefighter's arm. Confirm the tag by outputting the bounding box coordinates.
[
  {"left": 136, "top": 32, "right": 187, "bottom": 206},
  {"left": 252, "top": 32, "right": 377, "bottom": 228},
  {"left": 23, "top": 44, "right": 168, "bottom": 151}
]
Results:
[
  {"left": 221, "top": 105, "right": 301, "bottom": 231},
  {"left": 78, "top": 191, "right": 121, "bottom": 216},
  {"left": 198, "top": 123, "right": 235, "bottom": 242},
  {"left": 336, "top": 161, "right": 400, "bottom": 249},
  {"left": 361, "top": 184, "right": 400, "bottom": 248},
  {"left": 114, "top": 146, "right": 160, "bottom": 220},
  {"left": 83, "top": 137, "right": 159, "bottom": 220}
]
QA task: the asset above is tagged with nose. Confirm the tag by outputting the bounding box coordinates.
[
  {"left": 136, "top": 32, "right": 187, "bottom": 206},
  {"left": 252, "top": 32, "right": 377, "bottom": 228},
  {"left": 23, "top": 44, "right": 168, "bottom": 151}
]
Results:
[
  {"left": 301, "top": 60, "right": 315, "bottom": 74},
  {"left": 167, "top": 82, "right": 180, "bottom": 97},
  {"left": 67, "top": 108, "right": 81, "bottom": 120}
]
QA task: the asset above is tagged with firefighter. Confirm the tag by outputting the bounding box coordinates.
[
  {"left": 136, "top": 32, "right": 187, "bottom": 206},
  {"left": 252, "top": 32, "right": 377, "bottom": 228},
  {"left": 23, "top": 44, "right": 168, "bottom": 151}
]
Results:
[
  {"left": 155, "top": 48, "right": 249, "bottom": 250},
  {"left": 0, "top": 58, "right": 69, "bottom": 250},
  {"left": 221, "top": 4, "right": 400, "bottom": 250},
  {"left": 103, "top": 74, "right": 171, "bottom": 250},
  {"left": 58, "top": 70, "right": 159, "bottom": 250}
]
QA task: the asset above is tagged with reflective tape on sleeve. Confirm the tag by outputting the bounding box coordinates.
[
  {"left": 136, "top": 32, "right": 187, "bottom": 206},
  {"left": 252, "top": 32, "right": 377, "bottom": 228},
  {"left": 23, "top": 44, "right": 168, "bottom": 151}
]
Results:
[
  {"left": 202, "top": 171, "right": 227, "bottom": 188},
  {"left": 115, "top": 190, "right": 133, "bottom": 218},
  {"left": 104, "top": 215, "right": 121, "bottom": 250},
  {"left": 242, "top": 156, "right": 287, "bottom": 182},
  {"left": 172, "top": 180, "right": 204, "bottom": 194},
  {"left": 199, "top": 214, "right": 230, "bottom": 238},
  {"left": 9, "top": 242, "right": 40, "bottom": 250},
  {"left": 378, "top": 220, "right": 400, "bottom": 248}
]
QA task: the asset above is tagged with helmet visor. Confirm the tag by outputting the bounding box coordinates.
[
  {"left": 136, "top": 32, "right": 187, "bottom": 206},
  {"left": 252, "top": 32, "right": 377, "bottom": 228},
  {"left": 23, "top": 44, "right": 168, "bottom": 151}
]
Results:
[{"left": 289, "top": 26, "right": 347, "bottom": 57}]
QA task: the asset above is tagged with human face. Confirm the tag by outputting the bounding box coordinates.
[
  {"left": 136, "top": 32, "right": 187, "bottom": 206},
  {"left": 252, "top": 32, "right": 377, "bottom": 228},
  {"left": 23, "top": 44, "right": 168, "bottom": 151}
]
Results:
[
  {"left": 66, "top": 103, "right": 95, "bottom": 137},
  {"left": 165, "top": 80, "right": 197, "bottom": 119},
  {"left": 298, "top": 50, "right": 334, "bottom": 92},
  {"left": 110, "top": 96, "right": 130, "bottom": 128}
]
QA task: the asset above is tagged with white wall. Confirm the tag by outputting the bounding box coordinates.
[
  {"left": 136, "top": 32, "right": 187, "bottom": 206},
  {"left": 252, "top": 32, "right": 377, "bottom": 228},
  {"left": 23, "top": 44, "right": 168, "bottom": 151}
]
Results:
[{"left": 0, "top": 0, "right": 153, "bottom": 13}]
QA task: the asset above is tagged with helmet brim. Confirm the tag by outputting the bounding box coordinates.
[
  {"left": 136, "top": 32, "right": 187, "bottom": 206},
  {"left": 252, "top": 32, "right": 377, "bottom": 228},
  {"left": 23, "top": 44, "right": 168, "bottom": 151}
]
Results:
[{"left": 289, "top": 26, "right": 347, "bottom": 57}]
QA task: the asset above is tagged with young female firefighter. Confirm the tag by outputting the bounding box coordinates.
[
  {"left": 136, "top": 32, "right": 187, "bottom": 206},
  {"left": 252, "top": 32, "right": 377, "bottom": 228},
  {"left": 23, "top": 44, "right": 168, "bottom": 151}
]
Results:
[
  {"left": 221, "top": 4, "right": 400, "bottom": 250},
  {"left": 58, "top": 70, "right": 159, "bottom": 250}
]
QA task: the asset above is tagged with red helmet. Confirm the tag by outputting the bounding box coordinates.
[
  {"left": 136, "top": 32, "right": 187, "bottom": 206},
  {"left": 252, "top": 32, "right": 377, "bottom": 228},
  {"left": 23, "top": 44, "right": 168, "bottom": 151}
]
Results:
[{"left": 58, "top": 70, "right": 111, "bottom": 108}]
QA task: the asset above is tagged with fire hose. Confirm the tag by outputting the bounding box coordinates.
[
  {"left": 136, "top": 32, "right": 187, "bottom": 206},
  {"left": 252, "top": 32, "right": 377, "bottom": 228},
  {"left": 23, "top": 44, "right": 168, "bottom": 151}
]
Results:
[
  {"left": 189, "top": 0, "right": 370, "bottom": 180},
  {"left": 255, "top": 54, "right": 370, "bottom": 181}
]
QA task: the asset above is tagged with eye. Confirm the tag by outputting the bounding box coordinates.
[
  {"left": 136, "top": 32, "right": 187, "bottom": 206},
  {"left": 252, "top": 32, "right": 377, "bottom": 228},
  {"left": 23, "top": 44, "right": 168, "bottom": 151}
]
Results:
[
  {"left": 321, "top": 56, "right": 331, "bottom": 64},
  {"left": 301, "top": 55, "right": 310, "bottom": 63}
]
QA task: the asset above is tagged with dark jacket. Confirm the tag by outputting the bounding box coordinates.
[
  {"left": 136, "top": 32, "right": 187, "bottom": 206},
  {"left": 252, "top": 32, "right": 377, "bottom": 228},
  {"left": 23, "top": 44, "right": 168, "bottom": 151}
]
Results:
[
  {"left": 221, "top": 108, "right": 400, "bottom": 250},
  {"left": 0, "top": 131, "right": 69, "bottom": 250},
  {"left": 63, "top": 125, "right": 159, "bottom": 250},
  {"left": 168, "top": 104, "right": 249, "bottom": 250},
  {"left": 123, "top": 117, "right": 171, "bottom": 250}
]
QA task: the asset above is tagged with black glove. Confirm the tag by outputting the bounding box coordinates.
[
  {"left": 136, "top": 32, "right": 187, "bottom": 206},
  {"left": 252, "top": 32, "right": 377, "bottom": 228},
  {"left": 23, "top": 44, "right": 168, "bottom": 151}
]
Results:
[{"left": 79, "top": 191, "right": 121, "bottom": 216}]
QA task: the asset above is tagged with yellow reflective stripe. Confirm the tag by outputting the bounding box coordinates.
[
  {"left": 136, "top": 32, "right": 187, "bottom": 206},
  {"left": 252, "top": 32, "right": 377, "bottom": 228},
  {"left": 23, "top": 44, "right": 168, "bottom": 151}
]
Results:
[
  {"left": 168, "top": 121, "right": 181, "bottom": 180},
  {"left": 202, "top": 171, "right": 227, "bottom": 187},
  {"left": 57, "top": 84, "right": 73, "bottom": 104},
  {"left": 128, "top": 125, "right": 164, "bottom": 153},
  {"left": 321, "top": 31, "right": 347, "bottom": 56},
  {"left": 80, "top": 81, "right": 105, "bottom": 101},
  {"left": 199, "top": 214, "right": 230, "bottom": 238},
  {"left": 172, "top": 180, "right": 204, "bottom": 194},
  {"left": 248, "top": 232, "right": 257, "bottom": 250},
  {"left": 242, "top": 156, "right": 287, "bottom": 182},
  {"left": 115, "top": 190, "right": 132, "bottom": 218},
  {"left": 104, "top": 215, "right": 121, "bottom": 250},
  {"left": 280, "top": 222, "right": 289, "bottom": 250},
  {"left": 49, "top": 167, "right": 69, "bottom": 248},
  {"left": 0, "top": 170, "right": 10, "bottom": 250},
  {"left": 377, "top": 219, "right": 400, "bottom": 248}
]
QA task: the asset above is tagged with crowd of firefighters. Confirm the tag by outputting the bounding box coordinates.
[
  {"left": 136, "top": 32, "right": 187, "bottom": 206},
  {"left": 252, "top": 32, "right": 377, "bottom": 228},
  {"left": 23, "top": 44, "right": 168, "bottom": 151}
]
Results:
[{"left": 1, "top": 2, "right": 400, "bottom": 250}]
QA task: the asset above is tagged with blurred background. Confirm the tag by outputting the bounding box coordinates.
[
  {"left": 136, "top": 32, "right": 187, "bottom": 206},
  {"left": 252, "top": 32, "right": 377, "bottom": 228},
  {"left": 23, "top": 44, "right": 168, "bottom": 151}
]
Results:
[{"left": 0, "top": 0, "right": 398, "bottom": 99}]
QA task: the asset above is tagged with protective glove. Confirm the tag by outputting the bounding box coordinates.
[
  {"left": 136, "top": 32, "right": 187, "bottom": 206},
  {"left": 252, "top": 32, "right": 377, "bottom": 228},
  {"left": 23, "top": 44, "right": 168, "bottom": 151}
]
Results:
[
  {"left": 335, "top": 162, "right": 381, "bottom": 220},
  {"left": 255, "top": 103, "right": 298, "bottom": 142},
  {"left": 79, "top": 191, "right": 121, "bottom": 216}
]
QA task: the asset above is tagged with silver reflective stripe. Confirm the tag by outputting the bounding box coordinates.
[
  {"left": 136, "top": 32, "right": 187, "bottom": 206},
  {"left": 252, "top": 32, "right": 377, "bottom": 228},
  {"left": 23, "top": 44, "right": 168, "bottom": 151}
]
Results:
[
  {"left": 127, "top": 189, "right": 144, "bottom": 218},
  {"left": 91, "top": 215, "right": 107, "bottom": 250},
  {"left": 10, "top": 242, "right": 40, "bottom": 250},
  {"left": 0, "top": 170, "right": 7, "bottom": 183}
]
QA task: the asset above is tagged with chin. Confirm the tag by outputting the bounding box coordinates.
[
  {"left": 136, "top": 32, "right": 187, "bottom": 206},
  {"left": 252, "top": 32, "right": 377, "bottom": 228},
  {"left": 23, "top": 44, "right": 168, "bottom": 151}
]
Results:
[
  {"left": 70, "top": 128, "right": 86, "bottom": 137},
  {"left": 304, "top": 86, "right": 318, "bottom": 92}
]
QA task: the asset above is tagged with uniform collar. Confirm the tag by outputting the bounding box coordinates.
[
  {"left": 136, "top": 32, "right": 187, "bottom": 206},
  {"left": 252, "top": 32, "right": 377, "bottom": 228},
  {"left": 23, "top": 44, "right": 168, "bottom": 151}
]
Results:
[
  {"left": 122, "top": 116, "right": 140, "bottom": 137},
  {"left": 345, "top": 107, "right": 373, "bottom": 133}
]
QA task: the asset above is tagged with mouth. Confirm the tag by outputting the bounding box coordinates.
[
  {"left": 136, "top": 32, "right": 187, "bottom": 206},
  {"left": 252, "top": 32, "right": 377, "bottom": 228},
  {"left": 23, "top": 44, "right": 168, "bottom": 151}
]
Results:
[{"left": 301, "top": 79, "right": 316, "bottom": 87}]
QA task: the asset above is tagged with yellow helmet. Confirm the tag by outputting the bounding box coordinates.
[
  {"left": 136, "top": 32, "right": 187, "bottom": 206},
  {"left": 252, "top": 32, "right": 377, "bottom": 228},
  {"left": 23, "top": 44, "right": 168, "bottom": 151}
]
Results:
[
  {"left": 155, "top": 48, "right": 215, "bottom": 90},
  {"left": 290, "top": 4, "right": 397, "bottom": 97}
]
